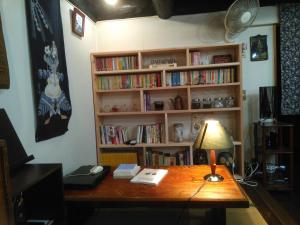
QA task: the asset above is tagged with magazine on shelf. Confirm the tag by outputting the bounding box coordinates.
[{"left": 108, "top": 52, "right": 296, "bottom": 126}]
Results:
[
  {"left": 130, "top": 168, "right": 168, "bottom": 185},
  {"left": 113, "top": 164, "right": 141, "bottom": 179}
]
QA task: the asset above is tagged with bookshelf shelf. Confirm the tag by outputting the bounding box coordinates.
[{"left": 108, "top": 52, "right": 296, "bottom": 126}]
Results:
[
  {"left": 189, "top": 82, "right": 240, "bottom": 89},
  {"left": 96, "top": 107, "right": 241, "bottom": 116},
  {"left": 164, "top": 62, "right": 240, "bottom": 72},
  {"left": 97, "top": 111, "right": 165, "bottom": 116},
  {"left": 96, "top": 89, "right": 141, "bottom": 93},
  {"left": 95, "top": 68, "right": 164, "bottom": 75},
  {"left": 190, "top": 107, "right": 241, "bottom": 113},
  {"left": 95, "top": 83, "right": 241, "bottom": 93},
  {"left": 91, "top": 44, "right": 244, "bottom": 176},
  {"left": 98, "top": 141, "right": 242, "bottom": 149}
]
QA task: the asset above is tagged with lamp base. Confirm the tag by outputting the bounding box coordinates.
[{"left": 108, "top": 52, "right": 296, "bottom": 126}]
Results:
[{"left": 204, "top": 174, "right": 224, "bottom": 182}]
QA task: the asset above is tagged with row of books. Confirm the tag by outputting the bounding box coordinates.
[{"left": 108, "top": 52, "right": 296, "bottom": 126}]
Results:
[
  {"left": 190, "top": 51, "right": 204, "bottom": 65},
  {"left": 136, "top": 123, "right": 165, "bottom": 144},
  {"left": 145, "top": 148, "right": 191, "bottom": 166},
  {"left": 100, "top": 125, "right": 129, "bottom": 145},
  {"left": 98, "top": 73, "right": 162, "bottom": 90},
  {"left": 99, "top": 123, "right": 165, "bottom": 145},
  {"left": 166, "top": 68, "right": 235, "bottom": 86},
  {"left": 96, "top": 56, "right": 138, "bottom": 71}
]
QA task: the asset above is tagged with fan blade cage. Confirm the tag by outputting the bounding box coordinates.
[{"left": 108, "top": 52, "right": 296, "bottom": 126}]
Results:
[{"left": 224, "top": 0, "right": 259, "bottom": 33}]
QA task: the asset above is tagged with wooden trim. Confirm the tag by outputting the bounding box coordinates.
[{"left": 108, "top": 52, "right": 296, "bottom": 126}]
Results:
[
  {"left": 97, "top": 107, "right": 241, "bottom": 117},
  {"left": 273, "top": 24, "right": 278, "bottom": 85},
  {"left": 98, "top": 141, "right": 242, "bottom": 149},
  {"left": 91, "top": 54, "right": 100, "bottom": 164},
  {"left": 94, "top": 62, "right": 240, "bottom": 75},
  {"left": 0, "top": 140, "right": 14, "bottom": 225},
  {"left": 95, "top": 82, "right": 241, "bottom": 93},
  {"left": 0, "top": 15, "right": 10, "bottom": 89}
]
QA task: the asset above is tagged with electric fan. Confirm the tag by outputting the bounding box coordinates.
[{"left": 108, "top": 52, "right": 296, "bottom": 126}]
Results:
[{"left": 224, "top": 0, "right": 260, "bottom": 41}]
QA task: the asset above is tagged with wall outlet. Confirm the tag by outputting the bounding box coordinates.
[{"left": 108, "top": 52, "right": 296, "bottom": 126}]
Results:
[{"left": 242, "top": 90, "right": 246, "bottom": 100}]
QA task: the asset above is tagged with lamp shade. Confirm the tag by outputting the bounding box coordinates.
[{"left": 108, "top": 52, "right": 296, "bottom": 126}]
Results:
[{"left": 194, "top": 120, "right": 233, "bottom": 150}]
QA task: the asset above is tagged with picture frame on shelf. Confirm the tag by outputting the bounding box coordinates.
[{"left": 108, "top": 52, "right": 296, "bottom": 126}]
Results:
[{"left": 72, "top": 8, "right": 85, "bottom": 37}]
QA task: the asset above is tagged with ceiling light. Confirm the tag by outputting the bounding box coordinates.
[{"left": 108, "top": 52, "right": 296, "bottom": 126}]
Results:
[{"left": 105, "top": 0, "right": 118, "bottom": 6}]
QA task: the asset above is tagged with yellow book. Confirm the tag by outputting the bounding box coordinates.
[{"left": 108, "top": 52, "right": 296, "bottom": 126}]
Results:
[{"left": 100, "top": 152, "right": 137, "bottom": 167}]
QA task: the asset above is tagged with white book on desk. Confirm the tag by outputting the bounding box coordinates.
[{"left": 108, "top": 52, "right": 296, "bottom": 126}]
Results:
[
  {"left": 113, "top": 164, "right": 141, "bottom": 179},
  {"left": 130, "top": 168, "right": 168, "bottom": 185}
]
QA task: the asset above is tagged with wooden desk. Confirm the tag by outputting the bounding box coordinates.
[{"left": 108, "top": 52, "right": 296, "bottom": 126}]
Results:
[{"left": 64, "top": 165, "right": 249, "bottom": 225}]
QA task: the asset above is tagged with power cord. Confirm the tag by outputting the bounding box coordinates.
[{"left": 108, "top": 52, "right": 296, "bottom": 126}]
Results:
[
  {"left": 232, "top": 143, "right": 258, "bottom": 187},
  {"left": 233, "top": 162, "right": 259, "bottom": 187}
]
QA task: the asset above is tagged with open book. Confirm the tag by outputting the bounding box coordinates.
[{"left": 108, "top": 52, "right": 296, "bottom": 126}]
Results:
[{"left": 130, "top": 168, "right": 168, "bottom": 185}]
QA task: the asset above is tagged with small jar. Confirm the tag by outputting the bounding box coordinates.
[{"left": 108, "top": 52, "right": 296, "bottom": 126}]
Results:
[
  {"left": 202, "top": 98, "right": 212, "bottom": 108},
  {"left": 192, "top": 98, "right": 201, "bottom": 109},
  {"left": 214, "top": 97, "right": 224, "bottom": 108},
  {"left": 173, "top": 123, "right": 184, "bottom": 142},
  {"left": 225, "top": 96, "right": 235, "bottom": 108},
  {"left": 154, "top": 101, "right": 164, "bottom": 111}
]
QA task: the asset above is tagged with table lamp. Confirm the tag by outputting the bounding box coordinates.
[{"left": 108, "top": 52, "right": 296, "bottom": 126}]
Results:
[{"left": 194, "top": 120, "right": 233, "bottom": 182}]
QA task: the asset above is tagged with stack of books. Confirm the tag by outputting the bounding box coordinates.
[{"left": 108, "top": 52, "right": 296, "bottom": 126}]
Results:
[{"left": 113, "top": 164, "right": 141, "bottom": 179}]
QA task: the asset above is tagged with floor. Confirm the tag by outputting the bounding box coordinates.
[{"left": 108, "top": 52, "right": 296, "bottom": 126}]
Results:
[
  {"left": 243, "top": 184, "right": 300, "bottom": 225},
  {"left": 269, "top": 190, "right": 300, "bottom": 224}
]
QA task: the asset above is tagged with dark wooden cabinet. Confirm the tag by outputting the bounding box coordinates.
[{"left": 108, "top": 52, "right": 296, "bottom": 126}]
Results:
[
  {"left": 0, "top": 140, "right": 65, "bottom": 225},
  {"left": 11, "top": 164, "right": 65, "bottom": 224},
  {"left": 254, "top": 122, "right": 294, "bottom": 191}
]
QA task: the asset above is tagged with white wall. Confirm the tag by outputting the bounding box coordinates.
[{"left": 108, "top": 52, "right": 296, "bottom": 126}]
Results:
[
  {"left": 0, "top": 0, "right": 97, "bottom": 174},
  {"left": 95, "top": 6, "right": 278, "bottom": 161}
]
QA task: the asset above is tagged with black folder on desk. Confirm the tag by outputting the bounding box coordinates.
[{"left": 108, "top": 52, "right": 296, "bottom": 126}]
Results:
[{"left": 63, "top": 165, "right": 110, "bottom": 189}]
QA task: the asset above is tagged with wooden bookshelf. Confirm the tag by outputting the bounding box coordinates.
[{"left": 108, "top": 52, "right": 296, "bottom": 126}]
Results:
[{"left": 91, "top": 44, "right": 244, "bottom": 176}]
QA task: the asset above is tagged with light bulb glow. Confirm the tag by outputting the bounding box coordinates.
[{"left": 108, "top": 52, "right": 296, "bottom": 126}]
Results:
[
  {"left": 205, "top": 120, "right": 219, "bottom": 133},
  {"left": 105, "top": 0, "right": 118, "bottom": 6}
]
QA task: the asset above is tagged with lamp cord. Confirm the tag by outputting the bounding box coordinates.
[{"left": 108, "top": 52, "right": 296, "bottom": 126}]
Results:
[
  {"left": 232, "top": 143, "right": 258, "bottom": 187},
  {"left": 176, "top": 179, "right": 207, "bottom": 225}
]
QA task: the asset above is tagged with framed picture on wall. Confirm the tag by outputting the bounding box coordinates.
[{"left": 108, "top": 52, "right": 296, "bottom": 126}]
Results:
[
  {"left": 250, "top": 35, "right": 268, "bottom": 61},
  {"left": 72, "top": 8, "right": 85, "bottom": 37}
]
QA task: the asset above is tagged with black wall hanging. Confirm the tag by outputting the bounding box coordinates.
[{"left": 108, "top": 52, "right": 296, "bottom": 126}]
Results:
[
  {"left": 280, "top": 3, "right": 300, "bottom": 116},
  {"left": 25, "top": 0, "right": 72, "bottom": 142}
]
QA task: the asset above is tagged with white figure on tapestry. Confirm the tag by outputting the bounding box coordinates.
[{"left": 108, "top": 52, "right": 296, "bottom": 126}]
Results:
[{"left": 38, "top": 41, "right": 71, "bottom": 124}]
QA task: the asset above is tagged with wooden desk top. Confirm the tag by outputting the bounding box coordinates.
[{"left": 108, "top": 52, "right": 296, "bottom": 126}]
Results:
[{"left": 64, "top": 165, "right": 249, "bottom": 208}]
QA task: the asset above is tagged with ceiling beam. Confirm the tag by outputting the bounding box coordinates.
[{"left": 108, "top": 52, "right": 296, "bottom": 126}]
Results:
[{"left": 152, "top": 0, "right": 174, "bottom": 19}]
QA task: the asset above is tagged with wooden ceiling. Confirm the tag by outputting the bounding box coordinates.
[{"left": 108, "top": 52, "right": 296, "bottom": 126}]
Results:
[{"left": 68, "top": 0, "right": 294, "bottom": 22}]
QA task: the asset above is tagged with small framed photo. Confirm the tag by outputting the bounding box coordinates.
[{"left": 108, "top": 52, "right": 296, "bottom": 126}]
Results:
[
  {"left": 250, "top": 35, "right": 268, "bottom": 61},
  {"left": 72, "top": 8, "right": 85, "bottom": 37}
]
